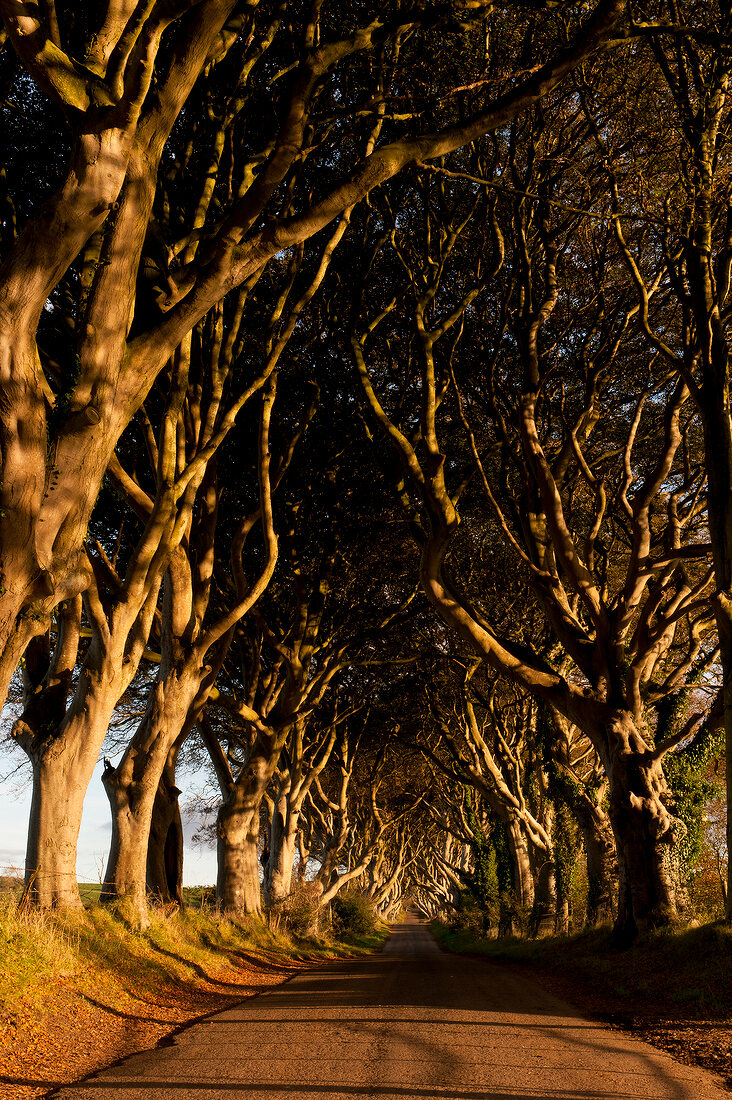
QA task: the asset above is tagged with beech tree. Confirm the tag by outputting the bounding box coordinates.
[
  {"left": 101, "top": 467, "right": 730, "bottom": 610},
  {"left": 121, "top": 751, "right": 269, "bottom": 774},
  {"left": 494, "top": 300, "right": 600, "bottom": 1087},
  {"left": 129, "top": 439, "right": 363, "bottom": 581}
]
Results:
[
  {"left": 15, "top": 228, "right": 323, "bottom": 913},
  {"left": 348, "top": 104, "right": 717, "bottom": 938},
  {"left": 14, "top": 356, "right": 213, "bottom": 908},
  {"left": 578, "top": 2, "right": 732, "bottom": 920},
  {"left": 5, "top": 0, "right": 731, "bottom": 932},
  {"left": 0, "top": 0, "right": 634, "bottom": 731},
  {"left": 96, "top": 207, "right": 349, "bottom": 924}
]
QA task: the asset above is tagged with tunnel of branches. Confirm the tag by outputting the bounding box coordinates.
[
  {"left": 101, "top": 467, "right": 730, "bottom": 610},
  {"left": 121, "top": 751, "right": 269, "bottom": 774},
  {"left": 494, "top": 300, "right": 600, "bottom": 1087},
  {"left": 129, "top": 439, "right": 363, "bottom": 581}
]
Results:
[{"left": 0, "top": 0, "right": 730, "bottom": 943}]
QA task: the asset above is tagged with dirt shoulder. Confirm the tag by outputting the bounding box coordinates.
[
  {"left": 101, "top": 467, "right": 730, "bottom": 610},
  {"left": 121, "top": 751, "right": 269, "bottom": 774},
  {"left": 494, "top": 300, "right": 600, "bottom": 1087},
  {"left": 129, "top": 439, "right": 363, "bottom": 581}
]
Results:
[
  {"left": 432, "top": 920, "right": 732, "bottom": 1091},
  {"left": 0, "top": 948, "right": 301, "bottom": 1100},
  {"left": 0, "top": 902, "right": 384, "bottom": 1100}
]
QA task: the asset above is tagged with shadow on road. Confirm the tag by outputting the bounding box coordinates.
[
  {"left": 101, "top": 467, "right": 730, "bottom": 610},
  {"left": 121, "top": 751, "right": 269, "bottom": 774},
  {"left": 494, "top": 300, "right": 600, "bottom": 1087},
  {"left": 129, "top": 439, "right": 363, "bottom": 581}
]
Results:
[
  {"left": 39, "top": 915, "right": 724, "bottom": 1100},
  {"left": 2, "top": 1077, "right": 662, "bottom": 1098}
]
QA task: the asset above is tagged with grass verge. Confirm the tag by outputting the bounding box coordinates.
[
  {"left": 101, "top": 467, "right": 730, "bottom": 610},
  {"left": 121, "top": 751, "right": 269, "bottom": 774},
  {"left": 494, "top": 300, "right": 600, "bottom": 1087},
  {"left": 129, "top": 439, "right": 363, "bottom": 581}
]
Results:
[
  {"left": 0, "top": 897, "right": 388, "bottom": 1100},
  {"left": 431, "top": 918, "right": 732, "bottom": 1088}
]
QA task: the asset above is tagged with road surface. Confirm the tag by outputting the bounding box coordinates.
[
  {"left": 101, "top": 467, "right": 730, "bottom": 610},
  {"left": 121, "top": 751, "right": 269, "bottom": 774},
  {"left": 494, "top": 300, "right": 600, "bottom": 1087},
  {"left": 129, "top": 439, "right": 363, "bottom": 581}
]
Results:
[{"left": 53, "top": 913, "right": 727, "bottom": 1099}]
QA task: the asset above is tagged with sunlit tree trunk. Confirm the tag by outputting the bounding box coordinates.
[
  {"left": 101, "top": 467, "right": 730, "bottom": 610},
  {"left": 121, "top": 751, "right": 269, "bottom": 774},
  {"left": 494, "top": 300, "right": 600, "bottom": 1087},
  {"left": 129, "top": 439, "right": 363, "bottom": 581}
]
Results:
[
  {"left": 214, "top": 737, "right": 290, "bottom": 915},
  {"left": 101, "top": 672, "right": 201, "bottom": 926},
  {"left": 15, "top": 591, "right": 159, "bottom": 908},
  {"left": 216, "top": 788, "right": 264, "bottom": 916},
  {"left": 18, "top": 668, "right": 116, "bottom": 907},
  {"left": 264, "top": 802, "right": 299, "bottom": 905}
]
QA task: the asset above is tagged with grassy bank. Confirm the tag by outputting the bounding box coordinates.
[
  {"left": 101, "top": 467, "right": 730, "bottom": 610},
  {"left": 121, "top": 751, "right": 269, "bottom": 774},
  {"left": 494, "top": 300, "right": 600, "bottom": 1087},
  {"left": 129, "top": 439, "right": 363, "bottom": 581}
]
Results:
[
  {"left": 0, "top": 897, "right": 387, "bottom": 1100},
  {"left": 431, "top": 918, "right": 732, "bottom": 1015},
  {"left": 431, "top": 919, "right": 732, "bottom": 1086}
]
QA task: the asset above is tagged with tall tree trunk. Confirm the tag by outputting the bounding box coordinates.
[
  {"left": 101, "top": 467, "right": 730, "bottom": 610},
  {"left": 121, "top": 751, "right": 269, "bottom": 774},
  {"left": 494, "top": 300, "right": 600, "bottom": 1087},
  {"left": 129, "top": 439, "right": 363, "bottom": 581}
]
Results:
[
  {"left": 146, "top": 748, "right": 184, "bottom": 906},
  {"left": 580, "top": 801, "right": 617, "bottom": 927},
  {"left": 548, "top": 753, "right": 618, "bottom": 927},
  {"left": 506, "top": 815, "right": 534, "bottom": 911},
  {"left": 555, "top": 891, "right": 570, "bottom": 935},
  {"left": 530, "top": 853, "right": 556, "bottom": 938},
  {"left": 18, "top": 676, "right": 123, "bottom": 908},
  {"left": 295, "top": 830, "right": 311, "bottom": 883},
  {"left": 101, "top": 672, "right": 200, "bottom": 925},
  {"left": 215, "top": 738, "right": 288, "bottom": 915},
  {"left": 529, "top": 785, "right": 555, "bottom": 937},
  {"left": 24, "top": 751, "right": 86, "bottom": 910},
  {"left": 263, "top": 779, "right": 299, "bottom": 905},
  {"left": 604, "top": 711, "right": 686, "bottom": 941},
  {"left": 265, "top": 825, "right": 298, "bottom": 905},
  {"left": 216, "top": 788, "right": 263, "bottom": 915}
]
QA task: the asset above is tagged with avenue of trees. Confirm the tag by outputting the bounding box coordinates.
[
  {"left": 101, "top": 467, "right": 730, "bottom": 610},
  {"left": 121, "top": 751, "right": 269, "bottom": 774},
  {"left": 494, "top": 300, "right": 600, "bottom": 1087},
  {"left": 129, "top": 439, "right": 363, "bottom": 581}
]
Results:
[{"left": 0, "top": 0, "right": 730, "bottom": 941}]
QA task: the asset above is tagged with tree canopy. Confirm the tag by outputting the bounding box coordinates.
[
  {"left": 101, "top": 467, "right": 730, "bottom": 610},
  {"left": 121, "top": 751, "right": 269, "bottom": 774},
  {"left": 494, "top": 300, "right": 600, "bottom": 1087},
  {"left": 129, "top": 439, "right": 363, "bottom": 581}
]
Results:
[{"left": 0, "top": 0, "right": 730, "bottom": 940}]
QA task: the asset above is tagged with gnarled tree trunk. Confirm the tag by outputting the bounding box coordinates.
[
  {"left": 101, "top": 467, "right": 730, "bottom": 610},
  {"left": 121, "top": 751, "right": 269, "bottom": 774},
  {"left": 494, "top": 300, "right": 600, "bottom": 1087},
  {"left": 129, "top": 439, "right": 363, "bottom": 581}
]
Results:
[
  {"left": 215, "top": 736, "right": 289, "bottom": 915},
  {"left": 17, "top": 658, "right": 128, "bottom": 908},
  {"left": 263, "top": 778, "right": 299, "bottom": 905},
  {"left": 101, "top": 671, "right": 201, "bottom": 925},
  {"left": 603, "top": 711, "right": 686, "bottom": 941},
  {"left": 146, "top": 749, "right": 184, "bottom": 906},
  {"left": 580, "top": 797, "right": 617, "bottom": 927},
  {"left": 216, "top": 788, "right": 264, "bottom": 916}
]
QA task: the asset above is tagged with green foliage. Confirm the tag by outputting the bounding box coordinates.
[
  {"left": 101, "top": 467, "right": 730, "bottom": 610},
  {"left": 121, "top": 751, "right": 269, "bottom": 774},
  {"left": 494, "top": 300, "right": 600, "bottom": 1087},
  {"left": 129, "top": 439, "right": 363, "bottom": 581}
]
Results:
[
  {"left": 664, "top": 725, "right": 723, "bottom": 876},
  {"left": 553, "top": 802, "right": 580, "bottom": 904},
  {"left": 452, "top": 789, "right": 523, "bottom": 935},
  {"left": 462, "top": 787, "right": 500, "bottom": 930},
  {"left": 331, "top": 890, "right": 379, "bottom": 938},
  {"left": 270, "top": 882, "right": 322, "bottom": 938},
  {"left": 449, "top": 890, "right": 487, "bottom": 937}
]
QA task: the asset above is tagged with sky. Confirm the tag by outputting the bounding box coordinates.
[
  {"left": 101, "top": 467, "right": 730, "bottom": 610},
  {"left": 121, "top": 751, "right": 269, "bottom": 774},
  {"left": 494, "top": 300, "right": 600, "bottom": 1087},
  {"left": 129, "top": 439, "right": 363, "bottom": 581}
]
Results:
[{"left": 0, "top": 745, "right": 219, "bottom": 887}]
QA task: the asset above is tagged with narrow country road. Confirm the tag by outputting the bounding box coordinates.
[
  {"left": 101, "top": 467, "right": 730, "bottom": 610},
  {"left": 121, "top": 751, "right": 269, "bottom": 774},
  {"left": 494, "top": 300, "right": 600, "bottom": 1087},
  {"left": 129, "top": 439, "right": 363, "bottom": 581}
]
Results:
[{"left": 53, "top": 913, "right": 727, "bottom": 1100}]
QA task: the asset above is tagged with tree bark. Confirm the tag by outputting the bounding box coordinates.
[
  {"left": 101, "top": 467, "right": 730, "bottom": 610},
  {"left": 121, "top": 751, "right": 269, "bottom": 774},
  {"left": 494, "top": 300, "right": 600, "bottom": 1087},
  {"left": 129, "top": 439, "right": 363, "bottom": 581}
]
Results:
[
  {"left": 24, "top": 750, "right": 86, "bottom": 910},
  {"left": 146, "top": 749, "right": 184, "bottom": 906},
  {"left": 101, "top": 672, "right": 200, "bottom": 926},
  {"left": 580, "top": 800, "right": 617, "bottom": 927},
  {"left": 216, "top": 787, "right": 264, "bottom": 916},
  {"left": 530, "top": 857, "right": 557, "bottom": 937},
  {"left": 264, "top": 800, "right": 299, "bottom": 906},
  {"left": 604, "top": 711, "right": 686, "bottom": 942},
  {"left": 503, "top": 813, "right": 535, "bottom": 912},
  {"left": 555, "top": 892, "right": 570, "bottom": 935},
  {"left": 215, "top": 734, "right": 289, "bottom": 915},
  {"left": 528, "top": 781, "right": 555, "bottom": 937},
  {"left": 17, "top": 663, "right": 127, "bottom": 908}
]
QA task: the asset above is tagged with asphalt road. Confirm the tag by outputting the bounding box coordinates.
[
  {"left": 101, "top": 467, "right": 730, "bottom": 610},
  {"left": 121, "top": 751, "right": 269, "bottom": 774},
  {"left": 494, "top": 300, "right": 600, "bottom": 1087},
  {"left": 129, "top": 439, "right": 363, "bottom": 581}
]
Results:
[{"left": 53, "top": 913, "right": 727, "bottom": 1100}]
